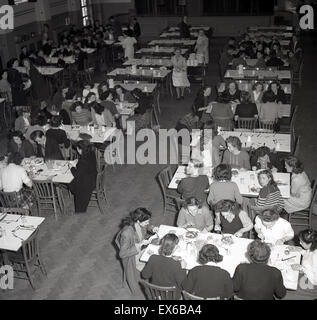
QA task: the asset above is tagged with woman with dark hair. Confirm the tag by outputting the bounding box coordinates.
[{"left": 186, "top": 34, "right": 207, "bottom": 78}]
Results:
[
  {"left": 250, "top": 170, "right": 284, "bottom": 213},
  {"left": 254, "top": 51, "right": 267, "bottom": 69},
  {"left": 6, "top": 58, "right": 27, "bottom": 106},
  {"left": 69, "top": 140, "right": 97, "bottom": 214},
  {"left": 99, "top": 90, "right": 120, "bottom": 119},
  {"left": 118, "top": 208, "right": 153, "bottom": 295},
  {"left": 98, "top": 81, "right": 109, "bottom": 97},
  {"left": 14, "top": 106, "right": 31, "bottom": 134},
  {"left": 283, "top": 156, "right": 312, "bottom": 214},
  {"left": 288, "top": 229, "right": 317, "bottom": 298},
  {"left": 114, "top": 85, "right": 136, "bottom": 103},
  {"left": 220, "top": 81, "right": 241, "bottom": 104},
  {"left": 222, "top": 136, "right": 251, "bottom": 170},
  {"left": 7, "top": 131, "right": 35, "bottom": 158},
  {"left": 250, "top": 82, "right": 264, "bottom": 104},
  {"left": 266, "top": 81, "right": 287, "bottom": 104},
  {"left": 71, "top": 101, "right": 92, "bottom": 126},
  {"left": 45, "top": 115, "right": 70, "bottom": 160},
  {"left": 214, "top": 200, "right": 253, "bottom": 237},
  {"left": 177, "top": 197, "right": 213, "bottom": 232},
  {"left": 254, "top": 208, "right": 294, "bottom": 245},
  {"left": 182, "top": 244, "right": 233, "bottom": 299},
  {"left": 192, "top": 85, "right": 212, "bottom": 120},
  {"left": 0, "top": 69, "right": 13, "bottom": 103},
  {"left": 250, "top": 146, "right": 283, "bottom": 172},
  {"left": 141, "top": 234, "right": 186, "bottom": 297},
  {"left": 234, "top": 91, "right": 258, "bottom": 119},
  {"left": 208, "top": 164, "right": 243, "bottom": 206},
  {"left": 0, "top": 152, "right": 34, "bottom": 209},
  {"left": 233, "top": 240, "right": 286, "bottom": 300},
  {"left": 90, "top": 101, "right": 116, "bottom": 127}
]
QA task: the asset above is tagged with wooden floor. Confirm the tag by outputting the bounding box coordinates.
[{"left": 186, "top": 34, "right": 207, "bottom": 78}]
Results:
[{"left": 1, "top": 35, "right": 317, "bottom": 299}]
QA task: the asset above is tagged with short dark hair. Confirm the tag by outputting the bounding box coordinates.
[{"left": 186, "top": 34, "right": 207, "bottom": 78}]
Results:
[
  {"left": 254, "top": 146, "right": 271, "bottom": 159},
  {"left": 182, "top": 197, "right": 202, "bottom": 209},
  {"left": 259, "top": 208, "right": 280, "bottom": 223},
  {"left": 198, "top": 244, "right": 223, "bottom": 265},
  {"left": 50, "top": 115, "right": 62, "bottom": 128},
  {"left": 262, "top": 90, "right": 276, "bottom": 103},
  {"left": 257, "top": 169, "right": 277, "bottom": 187},
  {"left": 92, "top": 102, "right": 104, "bottom": 115},
  {"left": 8, "top": 152, "right": 23, "bottom": 165},
  {"left": 214, "top": 164, "right": 232, "bottom": 181},
  {"left": 76, "top": 139, "right": 94, "bottom": 157},
  {"left": 226, "top": 136, "right": 242, "bottom": 151},
  {"left": 85, "top": 92, "right": 96, "bottom": 104},
  {"left": 248, "top": 240, "right": 271, "bottom": 264},
  {"left": 240, "top": 91, "right": 251, "bottom": 103},
  {"left": 284, "top": 156, "right": 304, "bottom": 174},
  {"left": 298, "top": 229, "right": 317, "bottom": 251},
  {"left": 11, "top": 131, "right": 25, "bottom": 141},
  {"left": 99, "top": 91, "right": 112, "bottom": 101},
  {"left": 158, "top": 234, "right": 179, "bottom": 256},
  {"left": 30, "top": 130, "right": 44, "bottom": 142},
  {"left": 121, "top": 208, "right": 152, "bottom": 227},
  {"left": 71, "top": 101, "right": 84, "bottom": 112},
  {"left": 214, "top": 200, "right": 241, "bottom": 216}
]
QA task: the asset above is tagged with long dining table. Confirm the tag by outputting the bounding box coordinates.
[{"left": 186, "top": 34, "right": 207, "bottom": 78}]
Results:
[
  {"left": 140, "top": 225, "right": 301, "bottom": 290},
  {"left": 224, "top": 69, "right": 291, "bottom": 81}
]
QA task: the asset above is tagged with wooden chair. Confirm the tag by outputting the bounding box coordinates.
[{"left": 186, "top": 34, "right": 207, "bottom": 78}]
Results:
[
  {"left": 156, "top": 166, "right": 182, "bottom": 215},
  {"left": 32, "top": 180, "right": 61, "bottom": 220},
  {"left": 235, "top": 117, "right": 257, "bottom": 131},
  {"left": 182, "top": 290, "right": 222, "bottom": 300},
  {"left": 140, "top": 280, "right": 178, "bottom": 300},
  {"left": 213, "top": 117, "right": 234, "bottom": 131},
  {"left": 0, "top": 191, "right": 21, "bottom": 209},
  {"left": 254, "top": 121, "right": 275, "bottom": 133},
  {"left": 89, "top": 167, "right": 108, "bottom": 214},
  {"left": 289, "top": 179, "right": 317, "bottom": 229},
  {"left": 1, "top": 207, "right": 30, "bottom": 216},
  {"left": 7, "top": 228, "right": 47, "bottom": 289}
]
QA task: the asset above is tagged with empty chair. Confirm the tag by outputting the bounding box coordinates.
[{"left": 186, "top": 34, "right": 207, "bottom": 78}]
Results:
[
  {"left": 289, "top": 180, "right": 317, "bottom": 229},
  {"left": 156, "top": 166, "right": 182, "bottom": 215},
  {"left": 32, "top": 180, "right": 61, "bottom": 220},
  {"left": 182, "top": 290, "right": 222, "bottom": 300},
  {"left": 89, "top": 167, "right": 108, "bottom": 214},
  {"left": 7, "top": 228, "right": 46, "bottom": 289},
  {"left": 140, "top": 280, "right": 178, "bottom": 300},
  {"left": 254, "top": 121, "right": 275, "bottom": 133}
]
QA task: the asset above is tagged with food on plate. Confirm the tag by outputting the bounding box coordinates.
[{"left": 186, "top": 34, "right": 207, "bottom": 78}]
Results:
[
  {"left": 150, "top": 237, "right": 160, "bottom": 245},
  {"left": 221, "top": 235, "right": 234, "bottom": 245},
  {"left": 185, "top": 231, "right": 199, "bottom": 239}
]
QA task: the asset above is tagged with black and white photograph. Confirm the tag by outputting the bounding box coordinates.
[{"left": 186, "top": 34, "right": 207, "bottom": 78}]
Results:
[{"left": 0, "top": 0, "right": 316, "bottom": 304}]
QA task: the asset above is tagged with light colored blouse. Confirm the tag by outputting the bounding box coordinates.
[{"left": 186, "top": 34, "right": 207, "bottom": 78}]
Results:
[
  {"left": 171, "top": 55, "right": 187, "bottom": 72},
  {"left": 302, "top": 249, "right": 317, "bottom": 286}
]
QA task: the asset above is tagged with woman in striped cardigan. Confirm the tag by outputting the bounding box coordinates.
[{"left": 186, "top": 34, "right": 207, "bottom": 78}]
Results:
[{"left": 250, "top": 170, "right": 284, "bottom": 213}]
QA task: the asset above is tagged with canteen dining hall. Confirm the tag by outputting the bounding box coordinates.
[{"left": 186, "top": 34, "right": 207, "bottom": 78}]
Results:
[{"left": 0, "top": 0, "right": 317, "bottom": 301}]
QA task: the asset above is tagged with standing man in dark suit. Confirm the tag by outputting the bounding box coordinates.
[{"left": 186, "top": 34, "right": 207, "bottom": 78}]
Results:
[{"left": 179, "top": 16, "right": 191, "bottom": 39}]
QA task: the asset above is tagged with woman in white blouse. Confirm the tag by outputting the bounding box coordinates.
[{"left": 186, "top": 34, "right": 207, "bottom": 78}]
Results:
[
  {"left": 286, "top": 229, "right": 317, "bottom": 299},
  {"left": 250, "top": 82, "right": 264, "bottom": 104},
  {"left": 254, "top": 208, "right": 294, "bottom": 245},
  {"left": 284, "top": 156, "right": 312, "bottom": 214}
]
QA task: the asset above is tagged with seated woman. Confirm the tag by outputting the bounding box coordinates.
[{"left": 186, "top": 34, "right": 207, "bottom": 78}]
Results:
[
  {"left": 235, "top": 91, "right": 258, "bottom": 119},
  {"left": 192, "top": 85, "right": 212, "bottom": 120},
  {"left": 15, "top": 106, "right": 31, "bottom": 135},
  {"left": 7, "top": 131, "right": 35, "bottom": 158},
  {"left": 0, "top": 152, "right": 34, "bottom": 209},
  {"left": 233, "top": 240, "right": 286, "bottom": 300},
  {"left": 69, "top": 140, "right": 97, "bottom": 214},
  {"left": 118, "top": 208, "right": 153, "bottom": 295},
  {"left": 250, "top": 82, "right": 264, "bottom": 104},
  {"left": 220, "top": 81, "right": 241, "bottom": 104},
  {"left": 250, "top": 146, "right": 283, "bottom": 172},
  {"left": 266, "top": 51, "right": 284, "bottom": 68},
  {"left": 208, "top": 164, "right": 243, "bottom": 206},
  {"left": 259, "top": 90, "right": 280, "bottom": 124},
  {"left": 0, "top": 69, "right": 13, "bottom": 103},
  {"left": 114, "top": 85, "right": 136, "bottom": 103},
  {"left": 91, "top": 101, "right": 116, "bottom": 127},
  {"left": 254, "top": 208, "right": 294, "bottom": 245},
  {"left": 141, "top": 234, "right": 186, "bottom": 298},
  {"left": 98, "top": 81, "right": 109, "bottom": 98},
  {"left": 253, "top": 51, "right": 267, "bottom": 69},
  {"left": 222, "top": 136, "right": 251, "bottom": 170},
  {"left": 266, "top": 81, "right": 287, "bottom": 104},
  {"left": 71, "top": 101, "right": 92, "bottom": 126},
  {"left": 209, "top": 97, "right": 234, "bottom": 131},
  {"left": 177, "top": 162, "right": 209, "bottom": 203},
  {"left": 25, "top": 114, "right": 47, "bottom": 142},
  {"left": 214, "top": 200, "right": 253, "bottom": 238},
  {"left": 250, "top": 170, "right": 284, "bottom": 213},
  {"left": 177, "top": 197, "right": 213, "bottom": 233},
  {"left": 288, "top": 229, "right": 317, "bottom": 299},
  {"left": 182, "top": 244, "right": 233, "bottom": 299},
  {"left": 284, "top": 156, "right": 312, "bottom": 214}
]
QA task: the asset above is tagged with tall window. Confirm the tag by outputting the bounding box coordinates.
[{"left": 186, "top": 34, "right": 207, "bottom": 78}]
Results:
[{"left": 81, "top": 0, "right": 91, "bottom": 26}]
